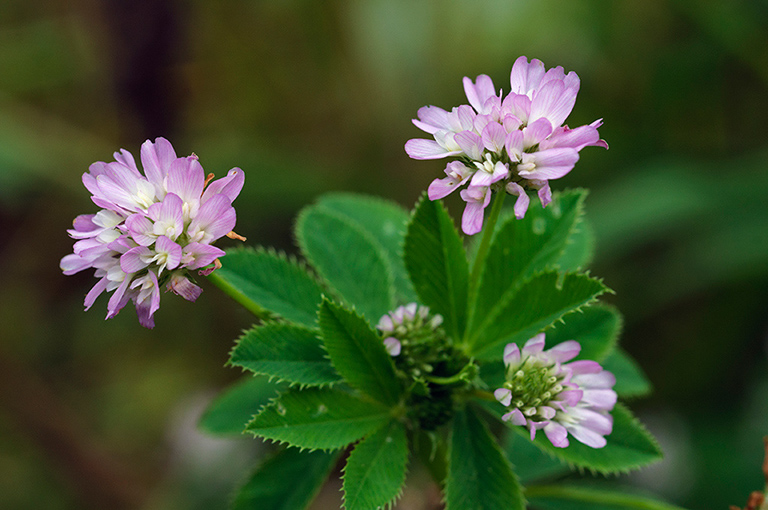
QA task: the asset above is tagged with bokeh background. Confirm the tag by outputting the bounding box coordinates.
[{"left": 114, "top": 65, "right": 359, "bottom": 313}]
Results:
[{"left": 1, "top": 0, "right": 767, "bottom": 509}]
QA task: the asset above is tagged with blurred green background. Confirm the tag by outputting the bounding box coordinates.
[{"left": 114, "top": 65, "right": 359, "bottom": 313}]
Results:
[{"left": 1, "top": 0, "right": 767, "bottom": 509}]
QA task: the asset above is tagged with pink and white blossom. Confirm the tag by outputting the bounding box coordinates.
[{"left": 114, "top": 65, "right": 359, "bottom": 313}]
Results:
[
  {"left": 494, "top": 333, "right": 617, "bottom": 448},
  {"left": 406, "top": 56, "right": 606, "bottom": 234},
  {"left": 61, "top": 137, "right": 244, "bottom": 328},
  {"left": 376, "top": 303, "right": 443, "bottom": 357}
]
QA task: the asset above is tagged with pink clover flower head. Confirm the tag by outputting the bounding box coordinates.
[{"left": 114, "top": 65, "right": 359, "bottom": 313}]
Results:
[
  {"left": 405, "top": 56, "right": 606, "bottom": 235},
  {"left": 61, "top": 137, "right": 244, "bottom": 328},
  {"left": 376, "top": 303, "right": 443, "bottom": 356},
  {"left": 494, "top": 333, "right": 617, "bottom": 449}
]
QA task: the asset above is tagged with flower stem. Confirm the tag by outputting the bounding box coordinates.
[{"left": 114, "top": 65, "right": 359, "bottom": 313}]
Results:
[
  {"left": 206, "top": 272, "right": 272, "bottom": 321},
  {"left": 465, "top": 190, "right": 506, "bottom": 341}
]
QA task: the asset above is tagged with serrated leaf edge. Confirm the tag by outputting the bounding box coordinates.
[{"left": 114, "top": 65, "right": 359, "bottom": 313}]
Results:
[
  {"left": 294, "top": 204, "right": 397, "bottom": 314},
  {"left": 469, "top": 190, "right": 590, "bottom": 340},
  {"left": 444, "top": 405, "right": 527, "bottom": 510},
  {"left": 245, "top": 388, "right": 390, "bottom": 452},
  {"left": 404, "top": 192, "right": 469, "bottom": 341},
  {"left": 472, "top": 269, "right": 613, "bottom": 359},
  {"left": 215, "top": 245, "right": 327, "bottom": 325},
  {"left": 226, "top": 322, "right": 342, "bottom": 389},
  {"left": 340, "top": 420, "right": 410, "bottom": 510},
  {"left": 317, "top": 297, "right": 402, "bottom": 406},
  {"left": 314, "top": 194, "right": 417, "bottom": 305},
  {"left": 503, "top": 402, "right": 663, "bottom": 476}
]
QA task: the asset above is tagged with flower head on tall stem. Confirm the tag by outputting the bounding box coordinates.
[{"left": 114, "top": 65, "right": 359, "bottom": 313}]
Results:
[
  {"left": 406, "top": 56, "right": 606, "bottom": 235},
  {"left": 61, "top": 137, "right": 245, "bottom": 328},
  {"left": 494, "top": 333, "right": 617, "bottom": 448}
]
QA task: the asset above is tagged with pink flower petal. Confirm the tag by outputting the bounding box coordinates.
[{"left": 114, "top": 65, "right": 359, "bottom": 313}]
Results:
[
  {"left": 377, "top": 314, "right": 394, "bottom": 332},
  {"left": 544, "top": 422, "right": 569, "bottom": 448},
  {"left": 84, "top": 276, "right": 109, "bottom": 310},
  {"left": 120, "top": 246, "right": 151, "bottom": 274},
  {"left": 522, "top": 333, "right": 546, "bottom": 356},
  {"left": 566, "top": 424, "right": 607, "bottom": 448},
  {"left": 459, "top": 186, "right": 491, "bottom": 235},
  {"left": 454, "top": 131, "right": 484, "bottom": 161},
  {"left": 413, "top": 106, "right": 451, "bottom": 134},
  {"left": 530, "top": 79, "right": 578, "bottom": 128},
  {"left": 481, "top": 122, "right": 507, "bottom": 154},
  {"left": 570, "top": 407, "right": 614, "bottom": 435},
  {"left": 112, "top": 148, "right": 139, "bottom": 176},
  {"left": 494, "top": 388, "right": 512, "bottom": 406},
  {"left": 187, "top": 196, "right": 236, "bottom": 244},
  {"left": 558, "top": 389, "right": 584, "bottom": 407},
  {"left": 166, "top": 156, "right": 205, "bottom": 205},
  {"left": 503, "top": 342, "right": 521, "bottom": 366},
  {"left": 463, "top": 74, "right": 497, "bottom": 113},
  {"left": 383, "top": 337, "right": 401, "bottom": 356},
  {"left": 523, "top": 118, "right": 553, "bottom": 148},
  {"left": 404, "top": 138, "right": 458, "bottom": 160},
  {"left": 539, "top": 406, "right": 556, "bottom": 419},
  {"left": 518, "top": 148, "right": 579, "bottom": 180},
  {"left": 106, "top": 276, "right": 133, "bottom": 319},
  {"left": 428, "top": 175, "right": 462, "bottom": 200},
  {"left": 510, "top": 56, "right": 546, "bottom": 96},
  {"left": 547, "top": 340, "right": 581, "bottom": 363},
  {"left": 454, "top": 105, "right": 477, "bottom": 131},
  {"left": 140, "top": 137, "right": 177, "bottom": 188},
  {"left": 155, "top": 236, "right": 182, "bottom": 271},
  {"left": 202, "top": 167, "right": 245, "bottom": 204},
  {"left": 536, "top": 182, "right": 552, "bottom": 207},
  {"left": 460, "top": 200, "right": 485, "bottom": 235},
  {"left": 581, "top": 389, "right": 618, "bottom": 411},
  {"left": 505, "top": 130, "right": 524, "bottom": 161},
  {"left": 502, "top": 408, "right": 527, "bottom": 426},
  {"left": 167, "top": 275, "right": 203, "bottom": 302},
  {"left": 182, "top": 242, "right": 225, "bottom": 269},
  {"left": 505, "top": 182, "right": 530, "bottom": 219},
  {"left": 125, "top": 213, "right": 156, "bottom": 246},
  {"left": 60, "top": 254, "right": 92, "bottom": 275},
  {"left": 572, "top": 370, "right": 616, "bottom": 389},
  {"left": 568, "top": 360, "right": 602, "bottom": 375}
]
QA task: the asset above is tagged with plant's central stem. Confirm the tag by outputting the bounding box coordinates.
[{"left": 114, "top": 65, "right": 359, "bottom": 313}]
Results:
[{"left": 465, "top": 190, "right": 506, "bottom": 343}]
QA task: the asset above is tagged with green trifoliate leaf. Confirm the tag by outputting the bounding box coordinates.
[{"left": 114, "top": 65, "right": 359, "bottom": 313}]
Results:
[
  {"left": 469, "top": 271, "right": 610, "bottom": 360},
  {"left": 601, "top": 348, "right": 653, "bottom": 398},
  {"left": 545, "top": 304, "right": 623, "bottom": 363},
  {"left": 470, "top": 190, "right": 586, "bottom": 335},
  {"left": 199, "top": 376, "right": 285, "bottom": 436},
  {"left": 342, "top": 420, "right": 409, "bottom": 510},
  {"left": 313, "top": 193, "right": 417, "bottom": 304},
  {"left": 296, "top": 204, "right": 395, "bottom": 323},
  {"left": 229, "top": 323, "right": 341, "bottom": 387},
  {"left": 404, "top": 194, "right": 469, "bottom": 342},
  {"left": 210, "top": 247, "right": 324, "bottom": 328},
  {"left": 445, "top": 407, "right": 526, "bottom": 510},
  {"left": 247, "top": 387, "right": 391, "bottom": 450},
  {"left": 556, "top": 215, "right": 596, "bottom": 272},
  {"left": 232, "top": 447, "right": 339, "bottom": 510},
  {"left": 525, "top": 484, "right": 687, "bottom": 510},
  {"left": 504, "top": 431, "right": 569, "bottom": 484},
  {"left": 318, "top": 300, "right": 401, "bottom": 405},
  {"left": 523, "top": 403, "right": 662, "bottom": 474}
]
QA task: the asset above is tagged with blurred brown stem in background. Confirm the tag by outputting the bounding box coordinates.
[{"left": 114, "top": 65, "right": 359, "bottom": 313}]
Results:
[{"left": 0, "top": 349, "right": 150, "bottom": 510}]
